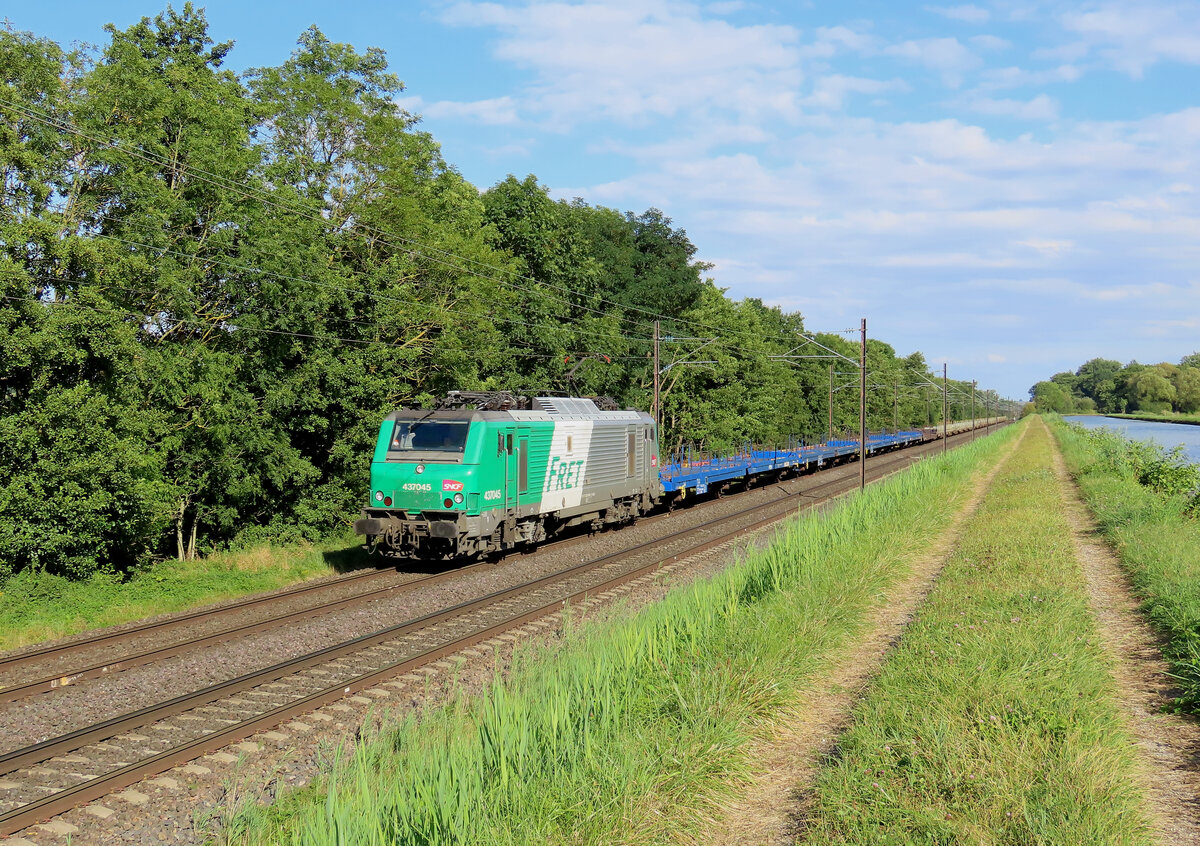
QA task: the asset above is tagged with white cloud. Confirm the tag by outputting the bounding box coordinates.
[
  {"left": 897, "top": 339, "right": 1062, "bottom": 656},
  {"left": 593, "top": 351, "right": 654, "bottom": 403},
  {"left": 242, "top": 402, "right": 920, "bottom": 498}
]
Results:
[
  {"left": 883, "top": 37, "right": 981, "bottom": 87},
  {"left": 440, "top": 1, "right": 803, "bottom": 127},
  {"left": 1062, "top": 3, "right": 1200, "bottom": 76},
  {"left": 970, "top": 34, "right": 1011, "bottom": 51},
  {"left": 398, "top": 95, "right": 521, "bottom": 125},
  {"left": 1016, "top": 238, "right": 1074, "bottom": 257},
  {"left": 928, "top": 4, "right": 992, "bottom": 24},
  {"left": 976, "top": 63, "right": 1082, "bottom": 90},
  {"left": 803, "top": 75, "right": 909, "bottom": 110},
  {"left": 427, "top": 1, "right": 1200, "bottom": 396},
  {"left": 1032, "top": 41, "right": 1089, "bottom": 62},
  {"left": 802, "top": 25, "right": 881, "bottom": 57},
  {"left": 969, "top": 93, "right": 1059, "bottom": 120},
  {"left": 568, "top": 104, "right": 1200, "bottom": 380}
]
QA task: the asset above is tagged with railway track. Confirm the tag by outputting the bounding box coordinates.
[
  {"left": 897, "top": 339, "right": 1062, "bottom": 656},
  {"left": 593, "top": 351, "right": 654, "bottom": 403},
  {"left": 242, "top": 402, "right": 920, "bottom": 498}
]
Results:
[
  {"left": 0, "top": 434, "right": 888, "bottom": 703},
  {"left": 0, "top": 425, "right": 1004, "bottom": 835},
  {"left": 0, "top": 476, "right": 794, "bottom": 703}
]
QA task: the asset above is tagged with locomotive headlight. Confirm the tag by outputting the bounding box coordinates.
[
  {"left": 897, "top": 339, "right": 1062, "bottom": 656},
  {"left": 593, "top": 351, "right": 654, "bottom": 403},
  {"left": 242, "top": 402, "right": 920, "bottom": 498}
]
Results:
[
  {"left": 453, "top": 492, "right": 464, "bottom": 504},
  {"left": 415, "top": 464, "right": 425, "bottom": 474},
  {"left": 374, "top": 491, "right": 383, "bottom": 502}
]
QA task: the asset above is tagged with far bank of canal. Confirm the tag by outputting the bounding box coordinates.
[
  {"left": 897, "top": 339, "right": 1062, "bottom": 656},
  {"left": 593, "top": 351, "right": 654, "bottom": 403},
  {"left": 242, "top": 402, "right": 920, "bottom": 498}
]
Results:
[{"left": 1064, "top": 415, "right": 1200, "bottom": 464}]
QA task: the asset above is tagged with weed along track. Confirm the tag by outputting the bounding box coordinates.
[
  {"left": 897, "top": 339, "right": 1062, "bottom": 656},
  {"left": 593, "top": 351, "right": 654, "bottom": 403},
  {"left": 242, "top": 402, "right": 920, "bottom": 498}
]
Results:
[{"left": 0, "top": 429, "right": 998, "bottom": 839}]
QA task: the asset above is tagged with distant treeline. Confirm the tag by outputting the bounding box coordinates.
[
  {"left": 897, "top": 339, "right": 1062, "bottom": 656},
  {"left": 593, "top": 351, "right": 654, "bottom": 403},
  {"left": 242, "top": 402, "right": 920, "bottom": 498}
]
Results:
[
  {"left": 0, "top": 6, "right": 999, "bottom": 581},
  {"left": 1030, "top": 355, "right": 1200, "bottom": 415}
]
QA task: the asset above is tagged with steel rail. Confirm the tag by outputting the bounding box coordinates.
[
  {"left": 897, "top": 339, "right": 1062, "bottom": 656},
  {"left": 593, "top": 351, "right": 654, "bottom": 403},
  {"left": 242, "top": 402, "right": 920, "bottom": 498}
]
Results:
[
  {"left": 0, "top": 566, "right": 395, "bottom": 674},
  {"left": 0, "top": 430, "right": 859, "bottom": 697},
  {"left": 0, "top": 420, "right": 995, "bottom": 695},
  {"left": 0, "top": 462, "right": 862, "bottom": 774},
  {"left": 0, "top": 475, "right": 793, "bottom": 700},
  {"left": 0, "top": 563, "right": 489, "bottom": 703},
  {"left": 0, "top": 423, "right": 1006, "bottom": 835},
  {"left": 0, "top": 493, "right": 830, "bottom": 831}
]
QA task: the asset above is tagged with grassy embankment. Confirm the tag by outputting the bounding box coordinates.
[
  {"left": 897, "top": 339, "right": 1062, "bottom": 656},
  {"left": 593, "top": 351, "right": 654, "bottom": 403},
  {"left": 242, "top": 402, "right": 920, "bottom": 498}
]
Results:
[
  {"left": 225, "top": 425, "right": 1020, "bottom": 846},
  {"left": 798, "top": 420, "right": 1152, "bottom": 845},
  {"left": 1053, "top": 418, "right": 1200, "bottom": 711},
  {"left": 0, "top": 535, "right": 366, "bottom": 652},
  {"left": 1107, "top": 411, "right": 1200, "bottom": 425}
]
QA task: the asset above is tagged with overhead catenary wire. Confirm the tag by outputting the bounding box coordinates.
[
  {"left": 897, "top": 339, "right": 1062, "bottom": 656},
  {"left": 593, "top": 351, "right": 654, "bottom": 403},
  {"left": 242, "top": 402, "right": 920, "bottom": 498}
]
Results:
[
  {"left": 2, "top": 94, "right": 832, "bottom": 352},
  {"left": 3, "top": 97, "right": 1008, "bottom": 403},
  {"left": 60, "top": 226, "right": 665, "bottom": 349},
  {"left": 0, "top": 294, "right": 647, "bottom": 361},
  {"left": 21, "top": 275, "right": 614, "bottom": 362}
]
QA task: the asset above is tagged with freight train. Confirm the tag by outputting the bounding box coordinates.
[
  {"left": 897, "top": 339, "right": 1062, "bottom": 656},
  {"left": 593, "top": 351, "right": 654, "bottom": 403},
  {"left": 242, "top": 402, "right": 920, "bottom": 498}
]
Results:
[{"left": 353, "top": 391, "right": 1005, "bottom": 560}]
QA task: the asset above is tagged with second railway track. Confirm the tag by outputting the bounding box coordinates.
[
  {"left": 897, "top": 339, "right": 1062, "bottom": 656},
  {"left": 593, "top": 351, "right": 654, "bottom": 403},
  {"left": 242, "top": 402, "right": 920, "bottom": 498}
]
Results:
[{"left": 0, "top": 434, "right": 902, "bottom": 702}]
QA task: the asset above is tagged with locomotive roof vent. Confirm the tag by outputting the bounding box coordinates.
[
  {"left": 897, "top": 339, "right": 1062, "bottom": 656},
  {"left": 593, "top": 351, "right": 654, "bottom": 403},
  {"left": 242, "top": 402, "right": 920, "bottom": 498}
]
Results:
[{"left": 533, "top": 397, "right": 601, "bottom": 416}]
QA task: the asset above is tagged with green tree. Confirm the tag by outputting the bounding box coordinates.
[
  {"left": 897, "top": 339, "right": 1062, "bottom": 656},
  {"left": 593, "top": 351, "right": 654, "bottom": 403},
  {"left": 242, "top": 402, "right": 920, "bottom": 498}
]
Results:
[
  {"left": 1075, "top": 358, "right": 1122, "bottom": 411},
  {"left": 1127, "top": 369, "right": 1176, "bottom": 411},
  {"left": 1049, "top": 371, "right": 1079, "bottom": 394},
  {"left": 246, "top": 27, "right": 516, "bottom": 535},
  {"left": 1173, "top": 367, "right": 1200, "bottom": 413},
  {"left": 0, "top": 27, "right": 176, "bottom": 578},
  {"left": 1031, "top": 381, "right": 1074, "bottom": 413}
]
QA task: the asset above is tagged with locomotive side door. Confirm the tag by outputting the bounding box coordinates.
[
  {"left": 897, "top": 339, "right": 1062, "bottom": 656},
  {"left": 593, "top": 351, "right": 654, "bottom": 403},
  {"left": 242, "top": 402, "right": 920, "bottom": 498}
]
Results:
[
  {"left": 502, "top": 428, "right": 517, "bottom": 512},
  {"left": 517, "top": 429, "right": 531, "bottom": 505}
]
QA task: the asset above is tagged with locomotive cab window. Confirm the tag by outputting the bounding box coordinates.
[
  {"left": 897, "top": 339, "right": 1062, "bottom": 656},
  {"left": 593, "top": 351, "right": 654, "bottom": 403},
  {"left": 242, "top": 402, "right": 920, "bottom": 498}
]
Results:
[{"left": 389, "top": 420, "right": 470, "bottom": 453}]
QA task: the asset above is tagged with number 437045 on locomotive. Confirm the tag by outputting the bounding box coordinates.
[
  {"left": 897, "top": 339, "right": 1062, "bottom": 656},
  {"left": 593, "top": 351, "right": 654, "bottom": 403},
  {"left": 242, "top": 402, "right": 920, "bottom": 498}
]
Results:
[{"left": 353, "top": 392, "right": 660, "bottom": 560}]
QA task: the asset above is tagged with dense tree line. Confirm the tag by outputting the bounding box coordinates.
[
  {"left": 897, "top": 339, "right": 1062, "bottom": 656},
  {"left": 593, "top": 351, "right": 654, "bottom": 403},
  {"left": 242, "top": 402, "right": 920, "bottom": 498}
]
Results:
[
  {"left": 0, "top": 7, "right": 998, "bottom": 582},
  {"left": 1030, "top": 355, "right": 1200, "bottom": 415}
]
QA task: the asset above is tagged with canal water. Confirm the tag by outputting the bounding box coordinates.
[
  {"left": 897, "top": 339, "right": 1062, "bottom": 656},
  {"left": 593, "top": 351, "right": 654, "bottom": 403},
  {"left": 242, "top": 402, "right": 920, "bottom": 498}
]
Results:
[{"left": 1063, "top": 415, "right": 1200, "bottom": 464}]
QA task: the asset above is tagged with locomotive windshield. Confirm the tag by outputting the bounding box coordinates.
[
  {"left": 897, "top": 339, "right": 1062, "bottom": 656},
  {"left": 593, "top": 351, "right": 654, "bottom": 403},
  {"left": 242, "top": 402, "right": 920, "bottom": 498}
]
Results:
[{"left": 389, "top": 420, "right": 470, "bottom": 453}]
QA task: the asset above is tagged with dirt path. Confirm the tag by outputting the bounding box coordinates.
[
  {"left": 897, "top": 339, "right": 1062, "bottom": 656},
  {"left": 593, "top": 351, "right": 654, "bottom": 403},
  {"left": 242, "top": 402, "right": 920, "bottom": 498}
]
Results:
[
  {"left": 707, "top": 426, "right": 1028, "bottom": 846},
  {"left": 1045, "top": 419, "right": 1200, "bottom": 845}
]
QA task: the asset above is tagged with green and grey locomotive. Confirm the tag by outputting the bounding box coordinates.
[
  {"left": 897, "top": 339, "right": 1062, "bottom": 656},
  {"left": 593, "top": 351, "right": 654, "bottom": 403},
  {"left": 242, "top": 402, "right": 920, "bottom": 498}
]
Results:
[{"left": 354, "top": 392, "right": 661, "bottom": 559}]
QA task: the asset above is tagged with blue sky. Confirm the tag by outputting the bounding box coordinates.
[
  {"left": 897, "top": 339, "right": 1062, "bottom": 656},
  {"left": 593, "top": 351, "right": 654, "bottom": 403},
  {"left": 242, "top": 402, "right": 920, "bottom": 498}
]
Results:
[{"left": 14, "top": 1, "right": 1200, "bottom": 399}]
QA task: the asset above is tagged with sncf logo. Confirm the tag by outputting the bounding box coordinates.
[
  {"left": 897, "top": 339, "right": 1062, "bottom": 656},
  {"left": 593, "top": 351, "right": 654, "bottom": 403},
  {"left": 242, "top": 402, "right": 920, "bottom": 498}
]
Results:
[{"left": 442, "top": 480, "right": 464, "bottom": 492}]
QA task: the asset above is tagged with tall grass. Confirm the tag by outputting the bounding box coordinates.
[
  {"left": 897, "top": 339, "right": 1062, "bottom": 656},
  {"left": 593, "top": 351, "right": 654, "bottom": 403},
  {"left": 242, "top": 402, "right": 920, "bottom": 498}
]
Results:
[
  {"left": 1053, "top": 419, "right": 1200, "bottom": 711},
  {"left": 798, "top": 420, "right": 1152, "bottom": 846},
  {"left": 231, "top": 426, "right": 1020, "bottom": 846}
]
